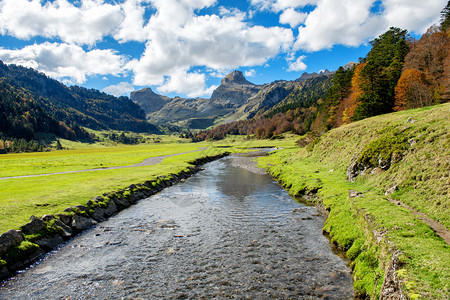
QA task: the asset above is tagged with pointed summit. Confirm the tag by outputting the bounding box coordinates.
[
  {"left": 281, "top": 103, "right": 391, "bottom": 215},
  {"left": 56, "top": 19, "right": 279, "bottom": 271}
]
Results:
[{"left": 221, "top": 70, "right": 254, "bottom": 86}]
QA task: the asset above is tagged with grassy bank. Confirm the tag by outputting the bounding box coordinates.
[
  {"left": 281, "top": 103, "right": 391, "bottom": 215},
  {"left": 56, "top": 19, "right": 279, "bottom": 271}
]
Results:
[
  {"left": 258, "top": 103, "right": 449, "bottom": 299},
  {"left": 0, "top": 136, "right": 297, "bottom": 234}
]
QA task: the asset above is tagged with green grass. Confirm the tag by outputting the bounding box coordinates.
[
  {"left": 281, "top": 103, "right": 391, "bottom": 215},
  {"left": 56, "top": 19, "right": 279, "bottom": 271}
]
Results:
[
  {"left": 0, "top": 135, "right": 297, "bottom": 234},
  {"left": 0, "top": 143, "right": 205, "bottom": 177},
  {"left": 258, "top": 103, "right": 450, "bottom": 299}
]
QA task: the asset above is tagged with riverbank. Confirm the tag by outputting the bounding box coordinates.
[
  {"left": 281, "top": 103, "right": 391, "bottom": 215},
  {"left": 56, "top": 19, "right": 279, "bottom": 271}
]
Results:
[
  {"left": 258, "top": 103, "right": 449, "bottom": 299},
  {"left": 0, "top": 152, "right": 229, "bottom": 282}
]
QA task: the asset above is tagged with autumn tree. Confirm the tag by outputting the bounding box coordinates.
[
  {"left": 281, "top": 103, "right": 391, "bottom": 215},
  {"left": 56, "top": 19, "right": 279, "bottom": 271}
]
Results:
[{"left": 394, "top": 68, "right": 432, "bottom": 110}]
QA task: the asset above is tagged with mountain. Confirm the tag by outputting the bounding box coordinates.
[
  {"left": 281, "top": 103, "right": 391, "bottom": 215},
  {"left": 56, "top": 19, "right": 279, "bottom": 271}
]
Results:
[
  {"left": 0, "top": 78, "right": 88, "bottom": 142},
  {"left": 208, "top": 70, "right": 261, "bottom": 109},
  {"left": 0, "top": 61, "right": 160, "bottom": 136},
  {"left": 131, "top": 70, "right": 334, "bottom": 129}
]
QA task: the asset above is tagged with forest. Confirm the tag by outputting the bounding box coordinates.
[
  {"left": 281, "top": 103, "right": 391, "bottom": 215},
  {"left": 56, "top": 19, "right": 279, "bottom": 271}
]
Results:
[{"left": 0, "top": 61, "right": 160, "bottom": 152}]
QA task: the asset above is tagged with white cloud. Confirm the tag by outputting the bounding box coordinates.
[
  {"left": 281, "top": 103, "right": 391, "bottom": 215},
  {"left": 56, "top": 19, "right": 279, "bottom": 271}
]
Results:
[
  {"left": 251, "top": 0, "right": 446, "bottom": 52},
  {"left": 294, "top": 0, "right": 383, "bottom": 51},
  {"left": 279, "top": 8, "right": 307, "bottom": 27},
  {"left": 129, "top": 2, "right": 293, "bottom": 96},
  {"left": 382, "top": 0, "right": 446, "bottom": 33},
  {"left": 103, "top": 82, "right": 135, "bottom": 97},
  {"left": 0, "top": 42, "right": 127, "bottom": 84},
  {"left": 251, "top": 0, "right": 317, "bottom": 12},
  {"left": 156, "top": 69, "right": 217, "bottom": 98},
  {"left": 293, "top": 0, "right": 446, "bottom": 51},
  {"left": 245, "top": 69, "right": 256, "bottom": 77},
  {"left": 0, "top": 0, "right": 123, "bottom": 45},
  {"left": 288, "top": 55, "right": 307, "bottom": 71}
]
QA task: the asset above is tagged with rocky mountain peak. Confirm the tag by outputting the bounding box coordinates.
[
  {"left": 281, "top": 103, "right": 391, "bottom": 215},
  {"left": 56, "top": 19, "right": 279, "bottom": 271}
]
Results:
[
  {"left": 296, "top": 69, "right": 334, "bottom": 82},
  {"left": 130, "top": 87, "right": 169, "bottom": 114},
  {"left": 221, "top": 70, "right": 254, "bottom": 86}
]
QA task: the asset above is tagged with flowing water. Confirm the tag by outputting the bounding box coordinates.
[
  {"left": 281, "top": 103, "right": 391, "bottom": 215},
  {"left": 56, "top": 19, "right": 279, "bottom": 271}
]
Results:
[{"left": 0, "top": 155, "right": 354, "bottom": 299}]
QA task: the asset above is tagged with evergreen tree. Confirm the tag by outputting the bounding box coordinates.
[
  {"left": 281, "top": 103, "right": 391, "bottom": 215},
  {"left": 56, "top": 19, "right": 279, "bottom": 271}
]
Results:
[
  {"left": 441, "top": 1, "right": 450, "bottom": 31},
  {"left": 353, "top": 27, "right": 410, "bottom": 120}
]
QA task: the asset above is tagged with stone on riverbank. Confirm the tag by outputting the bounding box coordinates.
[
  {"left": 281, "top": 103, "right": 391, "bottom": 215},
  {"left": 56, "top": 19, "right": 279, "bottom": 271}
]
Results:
[
  {"left": 0, "top": 230, "right": 24, "bottom": 256},
  {"left": 71, "top": 215, "right": 97, "bottom": 231},
  {"left": 20, "top": 216, "right": 46, "bottom": 235}
]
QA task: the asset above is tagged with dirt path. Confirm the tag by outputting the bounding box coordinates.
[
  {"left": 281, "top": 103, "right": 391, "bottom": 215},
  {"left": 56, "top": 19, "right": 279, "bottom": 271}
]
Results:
[
  {"left": 387, "top": 197, "right": 450, "bottom": 245},
  {"left": 0, "top": 148, "right": 207, "bottom": 180}
]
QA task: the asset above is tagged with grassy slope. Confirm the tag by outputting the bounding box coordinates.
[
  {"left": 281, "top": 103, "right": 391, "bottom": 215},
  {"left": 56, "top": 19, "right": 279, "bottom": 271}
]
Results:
[{"left": 258, "top": 103, "right": 449, "bottom": 299}]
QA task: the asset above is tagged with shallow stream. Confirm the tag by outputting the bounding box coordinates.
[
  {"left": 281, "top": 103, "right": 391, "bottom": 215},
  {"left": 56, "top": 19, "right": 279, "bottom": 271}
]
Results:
[{"left": 0, "top": 154, "right": 354, "bottom": 299}]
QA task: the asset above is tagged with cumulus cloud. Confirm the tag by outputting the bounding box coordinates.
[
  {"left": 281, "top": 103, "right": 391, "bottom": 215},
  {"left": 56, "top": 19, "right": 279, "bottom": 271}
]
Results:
[
  {"left": 156, "top": 69, "right": 217, "bottom": 98},
  {"left": 279, "top": 8, "right": 307, "bottom": 27},
  {"left": 245, "top": 69, "right": 256, "bottom": 77},
  {"left": 252, "top": 0, "right": 446, "bottom": 52},
  {"left": 0, "top": 42, "right": 127, "bottom": 84},
  {"left": 382, "top": 0, "right": 446, "bottom": 33},
  {"left": 103, "top": 82, "right": 135, "bottom": 97},
  {"left": 287, "top": 55, "right": 307, "bottom": 71},
  {"left": 0, "top": 0, "right": 123, "bottom": 45},
  {"left": 294, "top": 0, "right": 382, "bottom": 51},
  {"left": 129, "top": 1, "right": 294, "bottom": 96}
]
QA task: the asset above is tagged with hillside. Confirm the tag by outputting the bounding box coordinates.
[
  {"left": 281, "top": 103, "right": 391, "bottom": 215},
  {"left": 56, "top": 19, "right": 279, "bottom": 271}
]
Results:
[
  {"left": 0, "top": 61, "right": 160, "bottom": 138},
  {"left": 259, "top": 103, "right": 450, "bottom": 299}
]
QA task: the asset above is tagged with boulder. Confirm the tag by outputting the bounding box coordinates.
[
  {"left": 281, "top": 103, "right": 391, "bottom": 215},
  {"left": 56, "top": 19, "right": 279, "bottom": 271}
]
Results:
[
  {"left": 103, "top": 201, "right": 118, "bottom": 217},
  {"left": 56, "top": 214, "right": 72, "bottom": 226},
  {"left": 35, "top": 235, "right": 64, "bottom": 251},
  {"left": 349, "top": 190, "right": 363, "bottom": 198},
  {"left": 0, "top": 230, "right": 24, "bottom": 256},
  {"left": 378, "top": 155, "right": 391, "bottom": 170},
  {"left": 53, "top": 219, "right": 72, "bottom": 238},
  {"left": 71, "top": 215, "right": 96, "bottom": 231},
  {"left": 112, "top": 197, "right": 131, "bottom": 209},
  {"left": 91, "top": 207, "right": 106, "bottom": 222},
  {"left": 346, "top": 160, "right": 365, "bottom": 182},
  {"left": 93, "top": 196, "right": 105, "bottom": 202},
  {"left": 41, "top": 214, "right": 55, "bottom": 222},
  {"left": 20, "top": 216, "right": 46, "bottom": 235},
  {"left": 0, "top": 266, "right": 9, "bottom": 281}
]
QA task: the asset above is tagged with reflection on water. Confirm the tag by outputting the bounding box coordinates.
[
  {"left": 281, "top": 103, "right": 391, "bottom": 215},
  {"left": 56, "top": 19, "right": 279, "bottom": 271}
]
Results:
[{"left": 0, "top": 155, "right": 354, "bottom": 299}]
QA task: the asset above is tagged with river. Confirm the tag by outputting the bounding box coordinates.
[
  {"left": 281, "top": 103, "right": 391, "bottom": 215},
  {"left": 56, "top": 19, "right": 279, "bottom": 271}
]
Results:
[{"left": 0, "top": 154, "right": 354, "bottom": 299}]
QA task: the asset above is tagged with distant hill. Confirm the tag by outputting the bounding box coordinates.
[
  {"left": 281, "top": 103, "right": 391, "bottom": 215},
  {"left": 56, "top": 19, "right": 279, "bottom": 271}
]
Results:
[
  {"left": 0, "top": 61, "right": 160, "bottom": 137},
  {"left": 131, "top": 70, "right": 334, "bottom": 129},
  {"left": 0, "top": 78, "right": 88, "bottom": 142}
]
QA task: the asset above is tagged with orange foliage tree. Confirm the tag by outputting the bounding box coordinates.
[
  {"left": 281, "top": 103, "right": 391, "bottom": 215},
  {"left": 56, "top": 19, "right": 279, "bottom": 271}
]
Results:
[
  {"left": 342, "top": 63, "right": 366, "bottom": 124},
  {"left": 394, "top": 68, "right": 432, "bottom": 110}
]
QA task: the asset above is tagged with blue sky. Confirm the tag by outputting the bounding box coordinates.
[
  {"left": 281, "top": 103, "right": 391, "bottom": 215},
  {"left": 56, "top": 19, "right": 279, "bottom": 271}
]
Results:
[{"left": 0, "top": 0, "right": 446, "bottom": 98}]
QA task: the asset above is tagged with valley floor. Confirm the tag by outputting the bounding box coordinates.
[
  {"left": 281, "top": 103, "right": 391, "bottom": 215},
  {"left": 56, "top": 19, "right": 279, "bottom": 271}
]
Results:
[{"left": 0, "top": 104, "right": 449, "bottom": 299}]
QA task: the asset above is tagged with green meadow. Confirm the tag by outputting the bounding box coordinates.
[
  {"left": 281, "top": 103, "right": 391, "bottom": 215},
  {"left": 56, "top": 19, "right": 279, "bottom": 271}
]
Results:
[{"left": 0, "top": 135, "right": 297, "bottom": 234}]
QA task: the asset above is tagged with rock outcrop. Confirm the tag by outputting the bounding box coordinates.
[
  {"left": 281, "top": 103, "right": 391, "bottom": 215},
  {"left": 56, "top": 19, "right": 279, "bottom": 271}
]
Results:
[
  {"left": 209, "top": 71, "right": 261, "bottom": 109},
  {"left": 130, "top": 87, "right": 169, "bottom": 114}
]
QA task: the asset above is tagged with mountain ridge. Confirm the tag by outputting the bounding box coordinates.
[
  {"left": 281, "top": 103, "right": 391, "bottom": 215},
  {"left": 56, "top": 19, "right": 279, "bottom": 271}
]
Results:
[{"left": 131, "top": 70, "right": 335, "bottom": 129}]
